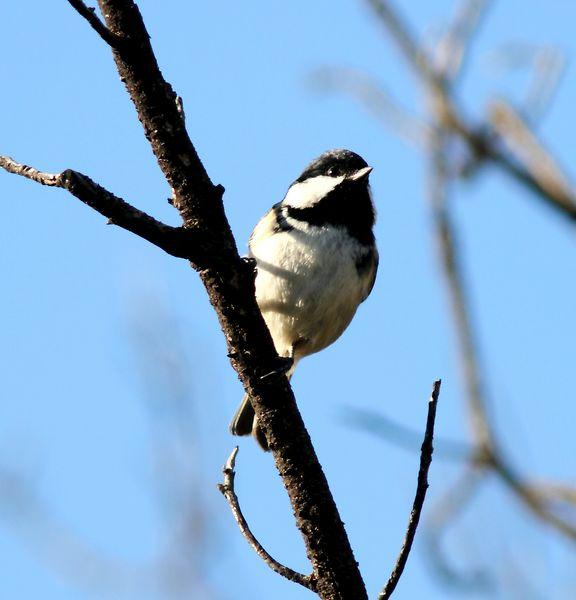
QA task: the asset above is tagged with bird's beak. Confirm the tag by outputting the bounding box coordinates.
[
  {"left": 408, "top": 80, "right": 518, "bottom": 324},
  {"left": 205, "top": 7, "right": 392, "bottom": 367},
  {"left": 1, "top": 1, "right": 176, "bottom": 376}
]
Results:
[{"left": 349, "top": 166, "right": 373, "bottom": 182}]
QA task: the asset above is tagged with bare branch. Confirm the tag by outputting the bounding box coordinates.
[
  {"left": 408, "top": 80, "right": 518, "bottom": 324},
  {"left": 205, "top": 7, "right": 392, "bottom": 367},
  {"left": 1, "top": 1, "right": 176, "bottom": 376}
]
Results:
[
  {"left": 490, "top": 455, "right": 576, "bottom": 541},
  {"left": 489, "top": 99, "right": 576, "bottom": 212},
  {"left": 429, "top": 131, "right": 494, "bottom": 450},
  {"left": 379, "top": 380, "right": 441, "bottom": 600},
  {"left": 435, "top": 0, "right": 490, "bottom": 81},
  {"left": 363, "top": 0, "right": 576, "bottom": 222},
  {"left": 485, "top": 140, "right": 576, "bottom": 222},
  {"left": 67, "top": 0, "right": 121, "bottom": 47},
  {"left": 526, "top": 481, "right": 576, "bottom": 506},
  {"left": 0, "top": 156, "right": 60, "bottom": 186},
  {"left": 365, "top": 0, "right": 438, "bottom": 85},
  {"left": 218, "top": 448, "right": 315, "bottom": 592},
  {"left": 429, "top": 127, "right": 576, "bottom": 539},
  {"left": 0, "top": 155, "right": 207, "bottom": 260},
  {"left": 429, "top": 107, "right": 576, "bottom": 546}
]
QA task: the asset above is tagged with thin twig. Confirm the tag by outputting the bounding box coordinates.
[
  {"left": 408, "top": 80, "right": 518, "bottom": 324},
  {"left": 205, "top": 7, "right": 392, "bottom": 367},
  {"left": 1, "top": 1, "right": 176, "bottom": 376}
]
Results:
[
  {"left": 217, "top": 447, "right": 316, "bottom": 592},
  {"left": 430, "top": 117, "right": 576, "bottom": 537},
  {"left": 366, "top": 0, "right": 439, "bottom": 86},
  {"left": 489, "top": 99, "right": 575, "bottom": 210},
  {"left": 67, "top": 0, "right": 121, "bottom": 47},
  {"left": 526, "top": 482, "right": 576, "bottom": 506},
  {"left": 0, "top": 155, "right": 206, "bottom": 260},
  {"left": 429, "top": 130, "right": 494, "bottom": 451},
  {"left": 0, "top": 156, "right": 60, "bottom": 186},
  {"left": 429, "top": 115, "right": 576, "bottom": 542},
  {"left": 379, "top": 380, "right": 441, "bottom": 600},
  {"left": 435, "top": 0, "right": 490, "bottom": 81},
  {"left": 491, "top": 455, "right": 576, "bottom": 541}
]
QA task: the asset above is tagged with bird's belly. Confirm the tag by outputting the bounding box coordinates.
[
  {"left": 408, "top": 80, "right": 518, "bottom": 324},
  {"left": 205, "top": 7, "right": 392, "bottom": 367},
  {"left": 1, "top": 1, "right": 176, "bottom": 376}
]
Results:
[{"left": 251, "top": 229, "right": 364, "bottom": 359}]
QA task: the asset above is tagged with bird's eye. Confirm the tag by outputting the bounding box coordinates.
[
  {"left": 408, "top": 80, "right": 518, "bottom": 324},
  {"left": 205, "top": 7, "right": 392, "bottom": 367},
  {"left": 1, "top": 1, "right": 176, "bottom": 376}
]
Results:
[{"left": 327, "top": 166, "right": 339, "bottom": 176}]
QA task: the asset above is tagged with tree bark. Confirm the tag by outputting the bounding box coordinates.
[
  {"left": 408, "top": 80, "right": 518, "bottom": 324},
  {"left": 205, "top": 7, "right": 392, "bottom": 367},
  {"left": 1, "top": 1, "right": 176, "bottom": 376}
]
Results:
[{"left": 95, "top": 1, "right": 367, "bottom": 597}]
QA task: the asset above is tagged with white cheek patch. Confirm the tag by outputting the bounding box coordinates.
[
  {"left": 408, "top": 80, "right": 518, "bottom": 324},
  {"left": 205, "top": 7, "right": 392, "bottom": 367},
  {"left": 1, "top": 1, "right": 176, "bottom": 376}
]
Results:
[{"left": 283, "top": 175, "right": 345, "bottom": 209}]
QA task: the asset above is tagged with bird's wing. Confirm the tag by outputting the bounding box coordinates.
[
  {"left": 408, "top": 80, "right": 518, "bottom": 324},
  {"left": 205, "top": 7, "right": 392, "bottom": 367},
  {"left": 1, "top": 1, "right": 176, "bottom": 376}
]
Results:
[
  {"left": 357, "top": 245, "right": 379, "bottom": 302},
  {"left": 248, "top": 202, "right": 292, "bottom": 253}
]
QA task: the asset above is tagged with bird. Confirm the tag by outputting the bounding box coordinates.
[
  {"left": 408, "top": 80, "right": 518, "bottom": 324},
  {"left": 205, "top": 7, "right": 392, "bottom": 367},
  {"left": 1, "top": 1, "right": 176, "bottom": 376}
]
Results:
[{"left": 229, "top": 149, "right": 378, "bottom": 450}]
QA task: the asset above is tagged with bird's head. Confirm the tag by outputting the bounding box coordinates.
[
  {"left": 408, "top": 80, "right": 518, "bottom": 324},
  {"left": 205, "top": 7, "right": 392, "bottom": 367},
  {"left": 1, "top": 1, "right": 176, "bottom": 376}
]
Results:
[{"left": 284, "top": 149, "right": 373, "bottom": 210}]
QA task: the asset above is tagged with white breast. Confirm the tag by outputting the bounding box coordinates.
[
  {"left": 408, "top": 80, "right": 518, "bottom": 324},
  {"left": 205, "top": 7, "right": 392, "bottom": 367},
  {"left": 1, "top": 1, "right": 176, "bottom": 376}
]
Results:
[{"left": 250, "top": 220, "right": 368, "bottom": 362}]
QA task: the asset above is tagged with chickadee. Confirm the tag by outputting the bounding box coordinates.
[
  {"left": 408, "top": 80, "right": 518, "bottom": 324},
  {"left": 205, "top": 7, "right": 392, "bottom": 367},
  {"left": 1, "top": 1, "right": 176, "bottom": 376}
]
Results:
[{"left": 230, "top": 149, "right": 378, "bottom": 450}]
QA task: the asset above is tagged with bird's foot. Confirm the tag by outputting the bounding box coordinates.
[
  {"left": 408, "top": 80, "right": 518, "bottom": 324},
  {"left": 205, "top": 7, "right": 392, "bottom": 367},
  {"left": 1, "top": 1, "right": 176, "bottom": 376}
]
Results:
[{"left": 259, "top": 356, "right": 294, "bottom": 381}]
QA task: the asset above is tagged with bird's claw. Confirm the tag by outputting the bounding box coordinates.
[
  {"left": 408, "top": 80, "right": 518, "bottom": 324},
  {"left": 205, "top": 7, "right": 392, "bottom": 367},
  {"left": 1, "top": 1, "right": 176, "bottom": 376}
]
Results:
[{"left": 260, "top": 356, "right": 294, "bottom": 381}]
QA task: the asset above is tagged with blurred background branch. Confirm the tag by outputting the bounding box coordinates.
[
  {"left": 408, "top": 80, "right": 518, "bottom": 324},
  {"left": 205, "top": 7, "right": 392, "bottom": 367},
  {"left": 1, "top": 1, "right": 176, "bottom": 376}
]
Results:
[{"left": 314, "top": 0, "right": 576, "bottom": 590}]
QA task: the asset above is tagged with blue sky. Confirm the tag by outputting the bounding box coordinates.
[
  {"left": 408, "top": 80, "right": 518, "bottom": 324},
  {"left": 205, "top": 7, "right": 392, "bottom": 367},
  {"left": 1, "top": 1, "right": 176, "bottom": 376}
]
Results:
[{"left": 1, "top": 1, "right": 576, "bottom": 599}]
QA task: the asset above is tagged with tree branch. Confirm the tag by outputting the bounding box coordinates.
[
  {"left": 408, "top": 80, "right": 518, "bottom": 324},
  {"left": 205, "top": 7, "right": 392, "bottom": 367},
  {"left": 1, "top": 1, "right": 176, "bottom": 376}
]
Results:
[
  {"left": 366, "top": 0, "right": 439, "bottom": 85},
  {"left": 369, "top": 0, "right": 576, "bottom": 549},
  {"left": 218, "top": 448, "right": 316, "bottom": 592},
  {"left": 0, "top": 156, "right": 60, "bottom": 186},
  {"left": 435, "top": 0, "right": 490, "bottom": 82},
  {"left": 490, "top": 453, "right": 576, "bottom": 541},
  {"left": 428, "top": 118, "right": 576, "bottom": 544},
  {"left": 0, "top": 156, "right": 205, "bottom": 260},
  {"left": 67, "top": 0, "right": 121, "bottom": 47},
  {"left": 429, "top": 129, "right": 494, "bottom": 450},
  {"left": 379, "top": 380, "right": 441, "bottom": 600},
  {"left": 489, "top": 99, "right": 575, "bottom": 211},
  {"left": 54, "top": 2, "right": 369, "bottom": 597},
  {"left": 365, "top": 0, "right": 576, "bottom": 223}
]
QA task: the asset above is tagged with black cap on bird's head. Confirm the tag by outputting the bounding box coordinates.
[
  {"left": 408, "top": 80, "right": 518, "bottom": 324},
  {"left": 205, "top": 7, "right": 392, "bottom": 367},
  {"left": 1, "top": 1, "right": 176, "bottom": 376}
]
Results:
[
  {"left": 296, "top": 149, "right": 372, "bottom": 183},
  {"left": 283, "top": 149, "right": 375, "bottom": 244}
]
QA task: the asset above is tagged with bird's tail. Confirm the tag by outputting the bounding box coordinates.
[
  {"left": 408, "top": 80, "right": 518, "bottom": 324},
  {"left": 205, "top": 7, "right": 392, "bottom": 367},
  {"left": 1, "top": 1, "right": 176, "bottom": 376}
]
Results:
[
  {"left": 230, "top": 359, "right": 297, "bottom": 451},
  {"left": 229, "top": 394, "right": 269, "bottom": 450}
]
